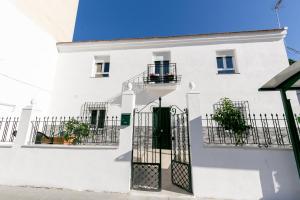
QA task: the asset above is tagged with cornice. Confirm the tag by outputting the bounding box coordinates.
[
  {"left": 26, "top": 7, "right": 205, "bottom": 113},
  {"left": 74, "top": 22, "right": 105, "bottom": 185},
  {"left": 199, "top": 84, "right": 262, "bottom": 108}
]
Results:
[{"left": 57, "top": 29, "right": 287, "bottom": 53}]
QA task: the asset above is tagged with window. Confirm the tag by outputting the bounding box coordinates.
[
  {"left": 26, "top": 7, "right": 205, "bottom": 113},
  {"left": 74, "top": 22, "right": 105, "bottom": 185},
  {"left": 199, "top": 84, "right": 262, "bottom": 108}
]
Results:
[
  {"left": 216, "top": 50, "right": 236, "bottom": 74},
  {"left": 90, "top": 109, "right": 106, "bottom": 128},
  {"left": 93, "top": 56, "right": 110, "bottom": 78},
  {"left": 81, "top": 102, "right": 108, "bottom": 128},
  {"left": 213, "top": 100, "right": 250, "bottom": 119}
]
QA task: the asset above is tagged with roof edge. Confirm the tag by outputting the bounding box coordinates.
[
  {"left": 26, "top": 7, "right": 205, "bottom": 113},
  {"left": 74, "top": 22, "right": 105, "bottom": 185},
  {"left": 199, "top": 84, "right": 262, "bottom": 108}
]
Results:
[{"left": 57, "top": 28, "right": 288, "bottom": 52}]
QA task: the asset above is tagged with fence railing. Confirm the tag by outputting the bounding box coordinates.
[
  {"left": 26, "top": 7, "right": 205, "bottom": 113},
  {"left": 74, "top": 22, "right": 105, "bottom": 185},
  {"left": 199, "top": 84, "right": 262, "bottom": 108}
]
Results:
[
  {"left": 30, "top": 116, "right": 120, "bottom": 145},
  {"left": 0, "top": 117, "right": 19, "bottom": 143},
  {"left": 202, "top": 114, "right": 300, "bottom": 148}
]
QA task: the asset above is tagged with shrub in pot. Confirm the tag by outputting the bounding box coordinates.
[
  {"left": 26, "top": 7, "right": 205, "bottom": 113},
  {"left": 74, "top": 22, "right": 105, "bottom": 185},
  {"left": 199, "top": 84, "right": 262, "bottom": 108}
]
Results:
[{"left": 63, "top": 119, "right": 90, "bottom": 145}]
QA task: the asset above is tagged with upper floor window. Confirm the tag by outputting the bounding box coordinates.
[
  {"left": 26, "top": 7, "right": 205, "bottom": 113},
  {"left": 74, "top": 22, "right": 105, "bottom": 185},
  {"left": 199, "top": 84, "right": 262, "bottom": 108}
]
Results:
[
  {"left": 216, "top": 50, "right": 236, "bottom": 74},
  {"left": 93, "top": 56, "right": 110, "bottom": 78}
]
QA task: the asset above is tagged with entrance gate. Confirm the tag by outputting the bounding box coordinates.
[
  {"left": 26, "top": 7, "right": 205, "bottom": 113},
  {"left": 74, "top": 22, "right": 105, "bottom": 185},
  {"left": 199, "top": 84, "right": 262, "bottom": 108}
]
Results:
[
  {"left": 170, "top": 107, "right": 193, "bottom": 193},
  {"left": 131, "top": 98, "right": 193, "bottom": 193}
]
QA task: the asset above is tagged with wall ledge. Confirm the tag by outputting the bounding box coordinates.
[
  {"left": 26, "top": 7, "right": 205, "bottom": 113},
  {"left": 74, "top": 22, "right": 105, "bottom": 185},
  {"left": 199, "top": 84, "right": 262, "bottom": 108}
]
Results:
[
  {"left": 21, "top": 144, "right": 119, "bottom": 150},
  {"left": 203, "top": 144, "right": 293, "bottom": 151},
  {"left": 0, "top": 144, "right": 13, "bottom": 148}
]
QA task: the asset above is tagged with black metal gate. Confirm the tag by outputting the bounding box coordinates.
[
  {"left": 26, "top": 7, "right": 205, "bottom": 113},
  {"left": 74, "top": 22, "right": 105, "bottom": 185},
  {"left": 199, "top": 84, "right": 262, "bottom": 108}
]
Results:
[
  {"left": 170, "top": 108, "right": 193, "bottom": 193},
  {"left": 131, "top": 99, "right": 192, "bottom": 193},
  {"left": 131, "top": 100, "right": 162, "bottom": 191}
]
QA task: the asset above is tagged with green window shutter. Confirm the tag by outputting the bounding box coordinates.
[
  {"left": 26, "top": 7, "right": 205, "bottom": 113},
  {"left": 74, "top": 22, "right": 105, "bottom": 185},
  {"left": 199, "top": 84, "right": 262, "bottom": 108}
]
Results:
[
  {"left": 216, "top": 57, "right": 224, "bottom": 69},
  {"left": 163, "top": 60, "right": 170, "bottom": 74},
  {"left": 91, "top": 110, "right": 97, "bottom": 125},
  {"left": 98, "top": 109, "right": 106, "bottom": 128},
  {"left": 103, "top": 63, "right": 110, "bottom": 77},
  {"left": 225, "top": 56, "right": 234, "bottom": 69}
]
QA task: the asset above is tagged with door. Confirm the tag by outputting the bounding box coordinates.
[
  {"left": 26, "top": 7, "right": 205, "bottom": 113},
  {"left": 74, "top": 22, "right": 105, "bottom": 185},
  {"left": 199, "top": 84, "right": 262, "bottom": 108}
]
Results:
[
  {"left": 154, "top": 60, "right": 170, "bottom": 83},
  {"left": 152, "top": 107, "right": 171, "bottom": 149}
]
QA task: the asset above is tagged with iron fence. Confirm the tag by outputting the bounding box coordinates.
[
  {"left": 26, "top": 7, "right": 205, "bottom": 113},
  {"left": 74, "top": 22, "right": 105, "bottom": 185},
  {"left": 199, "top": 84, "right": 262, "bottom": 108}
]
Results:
[
  {"left": 0, "top": 117, "right": 19, "bottom": 143},
  {"left": 202, "top": 113, "right": 300, "bottom": 148},
  {"left": 30, "top": 116, "right": 120, "bottom": 145}
]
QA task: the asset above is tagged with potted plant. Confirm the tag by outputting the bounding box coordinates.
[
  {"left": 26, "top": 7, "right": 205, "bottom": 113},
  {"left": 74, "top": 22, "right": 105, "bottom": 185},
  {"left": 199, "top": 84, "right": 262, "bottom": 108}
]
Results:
[
  {"left": 213, "top": 98, "right": 249, "bottom": 145},
  {"left": 63, "top": 119, "right": 90, "bottom": 145},
  {"left": 163, "top": 73, "right": 175, "bottom": 83},
  {"left": 149, "top": 73, "right": 160, "bottom": 83}
]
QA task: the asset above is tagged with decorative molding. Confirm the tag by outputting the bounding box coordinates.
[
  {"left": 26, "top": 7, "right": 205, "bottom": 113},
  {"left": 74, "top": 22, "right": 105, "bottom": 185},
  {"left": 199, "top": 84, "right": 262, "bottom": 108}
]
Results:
[{"left": 57, "top": 29, "right": 287, "bottom": 53}]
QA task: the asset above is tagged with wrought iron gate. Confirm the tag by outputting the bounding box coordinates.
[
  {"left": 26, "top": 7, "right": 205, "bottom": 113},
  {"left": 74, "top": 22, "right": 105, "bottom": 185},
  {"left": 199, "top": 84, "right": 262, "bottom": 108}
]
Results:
[
  {"left": 131, "top": 99, "right": 192, "bottom": 193},
  {"left": 171, "top": 108, "right": 193, "bottom": 193},
  {"left": 131, "top": 100, "right": 161, "bottom": 191}
]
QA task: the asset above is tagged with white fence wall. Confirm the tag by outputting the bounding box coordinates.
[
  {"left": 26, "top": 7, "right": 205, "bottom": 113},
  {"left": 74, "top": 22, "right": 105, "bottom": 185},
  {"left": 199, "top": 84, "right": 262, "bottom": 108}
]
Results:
[
  {"left": 0, "top": 89, "right": 299, "bottom": 200},
  {"left": 0, "top": 90, "right": 135, "bottom": 193},
  {"left": 0, "top": 146, "right": 131, "bottom": 193},
  {"left": 187, "top": 90, "right": 300, "bottom": 200}
]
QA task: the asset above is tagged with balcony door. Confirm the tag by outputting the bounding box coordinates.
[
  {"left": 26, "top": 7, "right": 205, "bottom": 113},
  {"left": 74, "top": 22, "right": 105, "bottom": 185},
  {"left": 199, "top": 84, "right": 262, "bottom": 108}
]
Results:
[{"left": 155, "top": 60, "right": 170, "bottom": 76}]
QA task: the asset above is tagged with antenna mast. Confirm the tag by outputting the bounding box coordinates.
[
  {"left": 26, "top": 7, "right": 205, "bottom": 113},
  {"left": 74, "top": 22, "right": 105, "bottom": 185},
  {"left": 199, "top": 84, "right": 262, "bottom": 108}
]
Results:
[{"left": 274, "top": 0, "right": 283, "bottom": 28}]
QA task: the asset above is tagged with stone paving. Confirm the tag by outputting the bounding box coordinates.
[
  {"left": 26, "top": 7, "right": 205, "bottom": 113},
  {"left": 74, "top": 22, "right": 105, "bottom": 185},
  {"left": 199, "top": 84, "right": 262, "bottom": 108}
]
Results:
[{"left": 0, "top": 185, "right": 223, "bottom": 200}]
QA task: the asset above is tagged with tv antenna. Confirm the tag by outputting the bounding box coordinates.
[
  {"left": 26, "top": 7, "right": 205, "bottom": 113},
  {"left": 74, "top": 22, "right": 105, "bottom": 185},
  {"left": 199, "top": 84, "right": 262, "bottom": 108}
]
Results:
[{"left": 274, "top": 0, "right": 283, "bottom": 28}]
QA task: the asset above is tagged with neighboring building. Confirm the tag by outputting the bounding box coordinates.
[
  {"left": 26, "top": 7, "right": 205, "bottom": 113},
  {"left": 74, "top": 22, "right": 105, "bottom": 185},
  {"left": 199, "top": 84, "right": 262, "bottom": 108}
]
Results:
[
  {"left": 51, "top": 28, "right": 299, "bottom": 117},
  {"left": 0, "top": 0, "right": 78, "bottom": 115}
]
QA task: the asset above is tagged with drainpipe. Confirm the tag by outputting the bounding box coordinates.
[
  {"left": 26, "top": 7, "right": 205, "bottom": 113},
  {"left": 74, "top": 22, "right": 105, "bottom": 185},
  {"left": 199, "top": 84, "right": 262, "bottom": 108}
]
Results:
[{"left": 280, "top": 89, "right": 300, "bottom": 178}]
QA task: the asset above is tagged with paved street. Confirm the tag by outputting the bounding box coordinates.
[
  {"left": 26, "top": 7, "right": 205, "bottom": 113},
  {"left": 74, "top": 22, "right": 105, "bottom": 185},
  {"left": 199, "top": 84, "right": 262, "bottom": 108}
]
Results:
[{"left": 0, "top": 185, "right": 222, "bottom": 200}]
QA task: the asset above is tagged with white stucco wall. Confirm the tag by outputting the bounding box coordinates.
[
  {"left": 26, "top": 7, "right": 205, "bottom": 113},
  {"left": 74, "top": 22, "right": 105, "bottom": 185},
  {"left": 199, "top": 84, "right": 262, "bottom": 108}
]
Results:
[
  {"left": 187, "top": 91, "right": 300, "bottom": 200},
  {"left": 50, "top": 29, "right": 300, "bottom": 117},
  {"left": 0, "top": 89, "right": 135, "bottom": 194},
  {"left": 0, "top": 0, "right": 58, "bottom": 116},
  {"left": 190, "top": 118, "right": 300, "bottom": 200},
  {"left": 0, "top": 146, "right": 131, "bottom": 193}
]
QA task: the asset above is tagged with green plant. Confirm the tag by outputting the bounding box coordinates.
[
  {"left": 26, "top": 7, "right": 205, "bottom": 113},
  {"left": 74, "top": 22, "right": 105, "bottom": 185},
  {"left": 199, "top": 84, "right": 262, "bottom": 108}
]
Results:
[
  {"left": 64, "top": 119, "right": 90, "bottom": 144},
  {"left": 213, "top": 98, "right": 249, "bottom": 145}
]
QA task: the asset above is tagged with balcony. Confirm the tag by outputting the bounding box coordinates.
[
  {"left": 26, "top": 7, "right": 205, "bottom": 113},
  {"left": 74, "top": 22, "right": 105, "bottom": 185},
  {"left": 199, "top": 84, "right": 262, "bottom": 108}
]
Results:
[{"left": 143, "top": 63, "right": 181, "bottom": 89}]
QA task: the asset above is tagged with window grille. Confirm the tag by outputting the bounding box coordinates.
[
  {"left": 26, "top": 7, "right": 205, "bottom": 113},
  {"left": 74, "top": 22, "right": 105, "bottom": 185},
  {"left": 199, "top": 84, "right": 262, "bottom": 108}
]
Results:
[{"left": 213, "top": 100, "right": 250, "bottom": 118}]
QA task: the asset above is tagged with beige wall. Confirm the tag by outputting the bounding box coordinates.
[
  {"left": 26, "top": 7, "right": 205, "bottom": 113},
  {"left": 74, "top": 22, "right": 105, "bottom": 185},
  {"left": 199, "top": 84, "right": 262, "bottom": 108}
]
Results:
[{"left": 12, "top": 0, "right": 79, "bottom": 42}]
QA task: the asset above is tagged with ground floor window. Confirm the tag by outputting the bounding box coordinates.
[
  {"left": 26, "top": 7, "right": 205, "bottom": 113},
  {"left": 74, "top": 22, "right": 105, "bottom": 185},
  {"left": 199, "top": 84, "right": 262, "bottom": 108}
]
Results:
[
  {"left": 213, "top": 100, "right": 250, "bottom": 118},
  {"left": 81, "top": 102, "right": 108, "bottom": 128}
]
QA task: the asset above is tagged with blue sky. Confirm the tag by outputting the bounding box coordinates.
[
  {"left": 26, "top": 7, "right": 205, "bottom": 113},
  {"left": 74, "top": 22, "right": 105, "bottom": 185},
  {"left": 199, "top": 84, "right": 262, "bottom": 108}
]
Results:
[{"left": 73, "top": 0, "right": 300, "bottom": 60}]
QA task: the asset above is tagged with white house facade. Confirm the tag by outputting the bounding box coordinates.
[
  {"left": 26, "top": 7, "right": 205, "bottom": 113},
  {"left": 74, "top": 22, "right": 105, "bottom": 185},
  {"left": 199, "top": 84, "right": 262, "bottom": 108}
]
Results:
[
  {"left": 50, "top": 28, "right": 299, "bottom": 117},
  {"left": 0, "top": 27, "right": 300, "bottom": 200}
]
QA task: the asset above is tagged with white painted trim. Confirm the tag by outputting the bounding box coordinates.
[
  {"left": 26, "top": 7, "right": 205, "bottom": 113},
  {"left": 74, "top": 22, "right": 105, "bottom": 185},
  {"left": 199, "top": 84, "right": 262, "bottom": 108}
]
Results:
[
  {"left": 21, "top": 144, "right": 119, "bottom": 150},
  {"left": 57, "top": 29, "right": 287, "bottom": 52},
  {"left": 203, "top": 144, "right": 293, "bottom": 151},
  {"left": 0, "top": 144, "right": 13, "bottom": 148}
]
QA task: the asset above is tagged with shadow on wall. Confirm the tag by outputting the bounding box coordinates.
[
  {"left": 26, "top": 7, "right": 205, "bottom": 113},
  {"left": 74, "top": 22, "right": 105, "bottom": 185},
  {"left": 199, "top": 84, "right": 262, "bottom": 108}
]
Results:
[
  {"left": 115, "top": 151, "right": 131, "bottom": 162},
  {"left": 108, "top": 89, "right": 175, "bottom": 106},
  {"left": 190, "top": 117, "right": 300, "bottom": 200}
]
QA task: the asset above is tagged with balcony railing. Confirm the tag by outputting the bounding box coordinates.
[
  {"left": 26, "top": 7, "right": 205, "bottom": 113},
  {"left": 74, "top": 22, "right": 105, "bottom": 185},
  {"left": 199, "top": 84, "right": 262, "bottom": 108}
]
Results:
[{"left": 144, "top": 63, "right": 181, "bottom": 84}]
